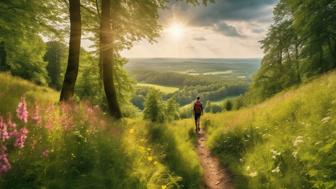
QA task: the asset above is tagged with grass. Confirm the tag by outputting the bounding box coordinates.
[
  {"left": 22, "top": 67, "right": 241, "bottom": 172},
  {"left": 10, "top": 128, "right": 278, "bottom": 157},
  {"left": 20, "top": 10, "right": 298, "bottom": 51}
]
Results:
[
  {"left": 137, "top": 83, "right": 179, "bottom": 94},
  {"left": 202, "top": 71, "right": 336, "bottom": 189},
  {"left": 0, "top": 73, "right": 58, "bottom": 114},
  {"left": 0, "top": 73, "right": 203, "bottom": 189}
]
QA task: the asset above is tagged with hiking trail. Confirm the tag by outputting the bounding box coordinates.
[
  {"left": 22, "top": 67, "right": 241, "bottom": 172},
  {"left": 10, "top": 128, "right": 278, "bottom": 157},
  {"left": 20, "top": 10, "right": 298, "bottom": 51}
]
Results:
[{"left": 197, "top": 129, "right": 234, "bottom": 189}]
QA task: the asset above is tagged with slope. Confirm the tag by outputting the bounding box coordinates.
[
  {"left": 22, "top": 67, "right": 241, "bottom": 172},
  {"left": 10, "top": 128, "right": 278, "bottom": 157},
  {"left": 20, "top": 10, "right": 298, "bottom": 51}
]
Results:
[{"left": 202, "top": 71, "right": 336, "bottom": 188}]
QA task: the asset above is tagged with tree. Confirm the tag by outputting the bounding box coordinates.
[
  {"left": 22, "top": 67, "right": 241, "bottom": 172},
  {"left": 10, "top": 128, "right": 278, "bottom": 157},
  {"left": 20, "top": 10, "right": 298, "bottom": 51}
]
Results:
[
  {"left": 94, "top": 0, "right": 211, "bottom": 118},
  {"left": 0, "top": 41, "right": 8, "bottom": 71},
  {"left": 224, "top": 100, "right": 233, "bottom": 111},
  {"left": 143, "top": 90, "right": 165, "bottom": 123},
  {"left": 60, "top": 0, "right": 82, "bottom": 101},
  {"left": 100, "top": 0, "right": 122, "bottom": 118},
  {"left": 166, "top": 97, "right": 180, "bottom": 121},
  {"left": 44, "top": 41, "right": 66, "bottom": 90},
  {"left": 0, "top": 1, "right": 63, "bottom": 84}
]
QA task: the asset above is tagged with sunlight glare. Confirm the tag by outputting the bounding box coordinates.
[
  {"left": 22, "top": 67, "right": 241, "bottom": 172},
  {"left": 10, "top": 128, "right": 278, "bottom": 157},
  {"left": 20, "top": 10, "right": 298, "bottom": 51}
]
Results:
[{"left": 167, "top": 22, "right": 186, "bottom": 40}]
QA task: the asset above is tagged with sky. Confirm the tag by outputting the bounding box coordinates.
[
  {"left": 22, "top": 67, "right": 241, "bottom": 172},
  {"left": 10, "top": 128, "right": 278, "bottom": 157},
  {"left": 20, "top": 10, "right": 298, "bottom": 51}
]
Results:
[{"left": 121, "top": 0, "right": 278, "bottom": 59}]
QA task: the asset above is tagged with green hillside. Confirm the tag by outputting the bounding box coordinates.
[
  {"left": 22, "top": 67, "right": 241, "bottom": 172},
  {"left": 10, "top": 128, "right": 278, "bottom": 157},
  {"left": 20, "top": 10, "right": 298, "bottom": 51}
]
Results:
[
  {"left": 199, "top": 71, "right": 336, "bottom": 188},
  {"left": 0, "top": 73, "right": 202, "bottom": 189}
]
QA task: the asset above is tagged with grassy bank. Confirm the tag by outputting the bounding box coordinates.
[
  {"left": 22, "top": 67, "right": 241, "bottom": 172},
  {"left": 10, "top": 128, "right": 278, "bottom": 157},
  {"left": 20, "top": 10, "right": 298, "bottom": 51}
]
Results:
[{"left": 203, "top": 71, "right": 336, "bottom": 188}]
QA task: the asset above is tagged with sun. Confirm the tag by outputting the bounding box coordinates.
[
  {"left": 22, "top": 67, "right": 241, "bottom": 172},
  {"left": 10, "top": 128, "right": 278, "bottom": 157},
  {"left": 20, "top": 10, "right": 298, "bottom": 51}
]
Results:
[{"left": 167, "top": 22, "right": 186, "bottom": 40}]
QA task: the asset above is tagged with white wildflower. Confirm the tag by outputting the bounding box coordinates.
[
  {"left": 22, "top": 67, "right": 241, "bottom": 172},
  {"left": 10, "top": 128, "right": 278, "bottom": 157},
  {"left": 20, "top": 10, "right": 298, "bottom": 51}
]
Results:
[
  {"left": 249, "top": 171, "right": 258, "bottom": 177},
  {"left": 271, "top": 166, "right": 280, "bottom": 173},
  {"left": 293, "top": 136, "right": 304, "bottom": 147},
  {"left": 292, "top": 151, "right": 298, "bottom": 159},
  {"left": 271, "top": 149, "right": 281, "bottom": 159},
  {"left": 315, "top": 141, "right": 321, "bottom": 146},
  {"left": 321, "top": 116, "right": 331, "bottom": 124}
]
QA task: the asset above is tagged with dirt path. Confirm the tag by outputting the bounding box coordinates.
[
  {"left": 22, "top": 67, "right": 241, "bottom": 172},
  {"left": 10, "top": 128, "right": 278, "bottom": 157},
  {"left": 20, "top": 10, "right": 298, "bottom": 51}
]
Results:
[{"left": 197, "top": 130, "right": 234, "bottom": 189}]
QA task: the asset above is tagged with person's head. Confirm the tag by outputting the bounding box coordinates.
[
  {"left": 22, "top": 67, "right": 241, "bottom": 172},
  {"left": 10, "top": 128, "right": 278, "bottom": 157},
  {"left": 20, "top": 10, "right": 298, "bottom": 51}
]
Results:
[{"left": 197, "top": 97, "right": 200, "bottom": 101}]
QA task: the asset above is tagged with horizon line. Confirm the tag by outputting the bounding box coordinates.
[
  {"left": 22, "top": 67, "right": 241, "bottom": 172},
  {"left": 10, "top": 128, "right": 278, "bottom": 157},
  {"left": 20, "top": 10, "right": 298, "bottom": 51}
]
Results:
[{"left": 125, "top": 57, "right": 262, "bottom": 59}]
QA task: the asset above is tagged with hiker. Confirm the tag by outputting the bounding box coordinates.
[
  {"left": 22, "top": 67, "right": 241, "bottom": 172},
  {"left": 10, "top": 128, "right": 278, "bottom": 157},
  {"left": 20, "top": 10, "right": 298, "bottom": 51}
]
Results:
[{"left": 193, "top": 97, "right": 203, "bottom": 133}]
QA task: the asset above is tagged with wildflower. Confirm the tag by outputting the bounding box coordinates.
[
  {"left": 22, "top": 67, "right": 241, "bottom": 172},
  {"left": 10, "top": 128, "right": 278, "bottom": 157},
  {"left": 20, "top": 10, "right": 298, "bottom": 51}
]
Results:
[
  {"left": 0, "top": 152, "right": 11, "bottom": 174},
  {"left": 271, "top": 149, "right": 281, "bottom": 159},
  {"left": 7, "top": 119, "right": 17, "bottom": 137},
  {"left": 161, "top": 185, "right": 167, "bottom": 189},
  {"left": 42, "top": 149, "right": 49, "bottom": 158},
  {"left": 249, "top": 171, "right": 258, "bottom": 177},
  {"left": 14, "top": 127, "right": 28, "bottom": 148},
  {"left": 129, "top": 128, "right": 135, "bottom": 134},
  {"left": 321, "top": 116, "right": 331, "bottom": 124},
  {"left": 292, "top": 151, "right": 298, "bottom": 159},
  {"left": 147, "top": 156, "right": 153, "bottom": 161},
  {"left": 293, "top": 136, "right": 304, "bottom": 147},
  {"left": 0, "top": 117, "right": 9, "bottom": 142},
  {"left": 16, "top": 98, "right": 28, "bottom": 123},
  {"left": 246, "top": 166, "right": 250, "bottom": 171},
  {"left": 271, "top": 166, "right": 280, "bottom": 173},
  {"left": 32, "top": 105, "right": 41, "bottom": 124},
  {"left": 86, "top": 106, "right": 94, "bottom": 114}
]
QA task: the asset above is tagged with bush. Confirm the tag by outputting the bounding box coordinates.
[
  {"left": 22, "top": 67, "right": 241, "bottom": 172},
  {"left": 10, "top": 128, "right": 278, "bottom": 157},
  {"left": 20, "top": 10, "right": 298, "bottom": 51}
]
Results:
[{"left": 143, "top": 90, "right": 166, "bottom": 123}]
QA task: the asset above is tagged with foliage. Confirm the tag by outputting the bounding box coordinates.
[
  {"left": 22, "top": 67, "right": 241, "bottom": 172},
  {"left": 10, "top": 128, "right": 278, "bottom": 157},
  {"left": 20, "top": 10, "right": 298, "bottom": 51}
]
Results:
[
  {"left": 0, "top": 1, "right": 65, "bottom": 85},
  {"left": 143, "top": 90, "right": 166, "bottom": 123},
  {"left": 44, "top": 41, "right": 67, "bottom": 90},
  {"left": 247, "top": 0, "right": 336, "bottom": 104},
  {"left": 224, "top": 100, "right": 233, "bottom": 111},
  {"left": 166, "top": 97, "right": 180, "bottom": 121}
]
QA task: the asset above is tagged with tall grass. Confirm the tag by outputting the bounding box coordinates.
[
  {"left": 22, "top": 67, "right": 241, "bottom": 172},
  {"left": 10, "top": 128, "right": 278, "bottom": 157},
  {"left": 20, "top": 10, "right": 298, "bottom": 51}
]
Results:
[
  {"left": 144, "top": 120, "right": 203, "bottom": 188},
  {"left": 205, "top": 71, "right": 336, "bottom": 189}
]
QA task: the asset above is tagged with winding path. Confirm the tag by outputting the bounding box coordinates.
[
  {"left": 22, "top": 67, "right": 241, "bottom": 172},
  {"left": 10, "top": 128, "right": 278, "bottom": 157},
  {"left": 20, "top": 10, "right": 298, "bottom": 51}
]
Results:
[{"left": 197, "top": 130, "right": 234, "bottom": 189}]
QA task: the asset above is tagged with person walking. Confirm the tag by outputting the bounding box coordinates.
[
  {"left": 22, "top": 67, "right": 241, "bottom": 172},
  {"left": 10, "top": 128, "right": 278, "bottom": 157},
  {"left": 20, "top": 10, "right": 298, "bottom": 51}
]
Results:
[{"left": 193, "top": 97, "right": 204, "bottom": 133}]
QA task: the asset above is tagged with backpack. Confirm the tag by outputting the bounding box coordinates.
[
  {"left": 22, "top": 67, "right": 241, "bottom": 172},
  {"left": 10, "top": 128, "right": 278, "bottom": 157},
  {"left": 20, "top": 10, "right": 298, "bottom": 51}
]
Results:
[{"left": 194, "top": 101, "right": 202, "bottom": 114}]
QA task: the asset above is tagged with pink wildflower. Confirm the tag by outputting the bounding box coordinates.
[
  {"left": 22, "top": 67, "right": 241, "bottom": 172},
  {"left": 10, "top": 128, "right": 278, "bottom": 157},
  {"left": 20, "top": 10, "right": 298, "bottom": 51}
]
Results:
[
  {"left": 16, "top": 98, "right": 28, "bottom": 123},
  {"left": 0, "top": 117, "right": 9, "bottom": 142},
  {"left": 42, "top": 149, "right": 49, "bottom": 158},
  {"left": 0, "top": 152, "right": 11, "bottom": 174},
  {"left": 7, "top": 119, "right": 17, "bottom": 137},
  {"left": 14, "top": 127, "right": 28, "bottom": 149},
  {"left": 32, "top": 105, "right": 41, "bottom": 124}
]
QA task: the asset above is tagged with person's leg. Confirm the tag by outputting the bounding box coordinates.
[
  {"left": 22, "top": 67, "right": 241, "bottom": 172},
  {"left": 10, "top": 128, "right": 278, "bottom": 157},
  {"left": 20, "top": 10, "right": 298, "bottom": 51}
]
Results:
[{"left": 197, "top": 118, "right": 200, "bottom": 132}]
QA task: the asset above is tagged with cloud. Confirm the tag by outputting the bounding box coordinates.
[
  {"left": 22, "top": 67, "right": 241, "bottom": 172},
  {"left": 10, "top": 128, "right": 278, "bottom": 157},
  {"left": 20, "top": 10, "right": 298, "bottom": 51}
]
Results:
[
  {"left": 213, "top": 22, "right": 244, "bottom": 37},
  {"left": 191, "top": 0, "right": 277, "bottom": 24},
  {"left": 164, "top": 0, "right": 277, "bottom": 37},
  {"left": 251, "top": 28, "right": 265, "bottom": 34},
  {"left": 193, "top": 36, "right": 207, "bottom": 41}
]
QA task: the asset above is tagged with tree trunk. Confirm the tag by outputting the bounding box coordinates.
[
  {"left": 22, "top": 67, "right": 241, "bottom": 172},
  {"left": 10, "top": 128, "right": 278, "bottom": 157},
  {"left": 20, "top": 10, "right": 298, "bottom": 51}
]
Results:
[
  {"left": 0, "top": 41, "right": 9, "bottom": 71},
  {"left": 60, "top": 0, "right": 82, "bottom": 101},
  {"left": 100, "top": 0, "right": 122, "bottom": 118}
]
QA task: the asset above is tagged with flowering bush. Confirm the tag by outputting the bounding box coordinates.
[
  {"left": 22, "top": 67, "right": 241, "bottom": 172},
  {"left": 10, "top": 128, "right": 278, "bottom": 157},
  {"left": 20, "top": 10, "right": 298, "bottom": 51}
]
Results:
[{"left": 0, "top": 98, "right": 30, "bottom": 174}]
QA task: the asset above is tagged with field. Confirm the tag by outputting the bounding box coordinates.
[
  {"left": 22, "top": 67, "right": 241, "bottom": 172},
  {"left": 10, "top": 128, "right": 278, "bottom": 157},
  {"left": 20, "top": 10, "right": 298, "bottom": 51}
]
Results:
[
  {"left": 126, "top": 58, "right": 260, "bottom": 80},
  {"left": 128, "top": 58, "right": 259, "bottom": 110},
  {"left": 137, "top": 83, "right": 179, "bottom": 94}
]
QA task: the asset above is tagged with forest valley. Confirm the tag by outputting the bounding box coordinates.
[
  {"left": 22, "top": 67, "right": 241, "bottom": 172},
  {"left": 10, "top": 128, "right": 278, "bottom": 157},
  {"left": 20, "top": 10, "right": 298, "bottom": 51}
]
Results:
[{"left": 0, "top": 0, "right": 336, "bottom": 188}]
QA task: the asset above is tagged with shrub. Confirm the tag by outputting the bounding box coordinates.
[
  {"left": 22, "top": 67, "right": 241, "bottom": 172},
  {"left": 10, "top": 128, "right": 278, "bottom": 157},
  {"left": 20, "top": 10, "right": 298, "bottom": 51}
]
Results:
[{"left": 143, "top": 90, "right": 166, "bottom": 123}]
